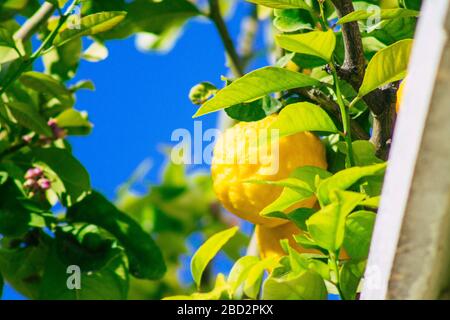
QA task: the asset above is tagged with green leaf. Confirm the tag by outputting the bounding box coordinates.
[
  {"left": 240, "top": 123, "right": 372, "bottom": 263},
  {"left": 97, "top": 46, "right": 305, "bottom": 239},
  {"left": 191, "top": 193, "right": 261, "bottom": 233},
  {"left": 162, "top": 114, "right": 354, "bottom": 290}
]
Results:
[
  {"left": 246, "top": 0, "right": 312, "bottom": 10},
  {"left": 20, "top": 71, "right": 74, "bottom": 107},
  {"left": 358, "top": 39, "right": 413, "bottom": 97},
  {"left": 55, "top": 109, "right": 93, "bottom": 136},
  {"left": 366, "top": 17, "right": 416, "bottom": 46},
  {"left": 338, "top": 140, "right": 383, "bottom": 166},
  {"left": 268, "top": 102, "right": 338, "bottom": 137},
  {"left": 273, "top": 9, "right": 314, "bottom": 32},
  {"left": 244, "top": 257, "right": 279, "bottom": 299},
  {"left": 42, "top": 38, "right": 82, "bottom": 81},
  {"left": 265, "top": 207, "right": 316, "bottom": 231},
  {"left": 0, "top": 46, "right": 19, "bottom": 64},
  {"left": 67, "top": 191, "right": 166, "bottom": 280},
  {"left": 0, "top": 179, "right": 31, "bottom": 237},
  {"left": 260, "top": 166, "right": 331, "bottom": 216},
  {"left": 343, "top": 211, "right": 376, "bottom": 260},
  {"left": 338, "top": 8, "right": 419, "bottom": 24},
  {"left": 6, "top": 101, "right": 53, "bottom": 137},
  {"left": 227, "top": 256, "right": 259, "bottom": 296},
  {"left": 39, "top": 244, "right": 129, "bottom": 300},
  {"left": 0, "top": 231, "right": 50, "bottom": 299},
  {"left": 32, "top": 148, "right": 91, "bottom": 205},
  {"left": 306, "top": 191, "right": 366, "bottom": 252},
  {"left": 225, "top": 95, "right": 282, "bottom": 122},
  {"left": 54, "top": 11, "right": 127, "bottom": 47},
  {"left": 263, "top": 270, "right": 327, "bottom": 300},
  {"left": 193, "top": 67, "right": 319, "bottom": 117},
  {"left": 191, "top": 226, "right": 239, "bottom": 288},
  {"left": 317, "top": 163, "right": 387, "bottom": 206},
  {"left": 276, "top": 30, "right": 336, "bottom": 62},
  {"left": 401, "top": 0, "right": 422, "bottom": 10},
  {"left": 340, "top": 260, "right": 366, "bottom": 300}
]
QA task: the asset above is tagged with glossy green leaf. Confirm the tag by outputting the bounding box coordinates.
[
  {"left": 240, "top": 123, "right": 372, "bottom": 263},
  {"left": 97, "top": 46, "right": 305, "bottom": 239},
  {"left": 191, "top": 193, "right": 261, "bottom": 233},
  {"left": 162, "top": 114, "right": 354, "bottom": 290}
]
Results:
[
  {"left": 32, "top": 148, "right": 91, "bottom": 205},
  {"left": 276, "top": 30, "right": 336, "bottom": 62},
  {"left": 20, "top": 71, "right": 74, "bottom": 107},
  {"left": 0, "top": 233, "right": 49, "bottom": 299},
  {"left": 269, "top": 102, "right": 338, "bottom": 137},
  {"left": 39, "top": 244, "right": 128, "bottom": 300},
  {"left": 340, "top": 260, "right": 366, "bottom": 300},
  {"left": 191, "top": 226, "right": 239, "bottom": 288},
  {"left": 358, "top": 39, "right": 413, "bottom": 97},
  {"left": 260, "top": 166, "right": 331, "bottom": 215},
  {"left": 244, "top": 257, "right": 278, "bottom": 299},
  {"left": 246, "top": 0, "right": 312, "bottom": 10},
  {"left": 338, "top": 8, "right": 419, "bottom": 24},
  {"left": 6, "top": 101, "right": 53, "bottom": 136},
  {"left": 227, "top": 256, "right": 259, "bottom": 296},
  {"left": 343, "top": 211, "right": 376, "bottom": 260},
  {"left": 273, "top": 8, "right": 314, "bottom": 32},
  {"left": 265, "top": 208, "right": 316, "bottom": 231},
  {"left": 67, "top": 191, "right": 166, "bottom": 280},
  {"left": 317, "top": 163, "right": 387, "bottom": 205},
  {"left": 55, "top": 11, "right": 127, "bottom": 47},
  {"left": 0, "top": 179, "right": 31, "bottom": 237},
  {"left": 42, "top": 38, "right": 82, "bottom": 81},
  {"left": 263, "top": 270, "right": 327, "bottom": 300},
  {"left": 307, "top": 191, "right": 366, "bottom": 252},
  {"left": 55, "top": 109, "right": 93, "bottom": 136},
  {"left": 193, "top": 67, "right": 319, "bottom": 117}
]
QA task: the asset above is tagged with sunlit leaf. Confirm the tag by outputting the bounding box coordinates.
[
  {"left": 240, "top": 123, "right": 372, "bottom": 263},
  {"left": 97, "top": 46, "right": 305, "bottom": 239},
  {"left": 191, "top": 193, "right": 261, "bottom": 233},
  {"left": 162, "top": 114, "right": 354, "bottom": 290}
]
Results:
[
  {"left": 276, "top": 30, "right": 336, "bottom": 62},
  {"left": 338, "top": 8, "right": 419, "bottom": 24},
  {"left": 193, "top": 67, "right": 319, "bottom": 117},
  {"left": 269, "top": 102, "right": 338, "bottom": 137},
  {"left": 307, "top": 191, "right": 366, "bottom": 252},
  {"left": 55, "top": 11, "right": 127, "bottom": 47},
  {"left": 246, "top": 0, "right": 312, "bottom": 11},
  {"left": 343, "top": 211, "right": 376, "bottom": 260},
  {"left": 358, "top": 39, "right": 413, "bottom": 97},
  {"left": 191, "top": 226, "right": 239, "bottom": 288}
]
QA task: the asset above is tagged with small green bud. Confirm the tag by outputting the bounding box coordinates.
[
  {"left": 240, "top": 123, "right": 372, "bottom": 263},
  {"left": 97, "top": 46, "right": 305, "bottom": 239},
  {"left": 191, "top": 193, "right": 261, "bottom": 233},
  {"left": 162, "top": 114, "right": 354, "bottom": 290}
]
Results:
[{"left": 189, "top": 82, "right": 217, "bottom": 105}]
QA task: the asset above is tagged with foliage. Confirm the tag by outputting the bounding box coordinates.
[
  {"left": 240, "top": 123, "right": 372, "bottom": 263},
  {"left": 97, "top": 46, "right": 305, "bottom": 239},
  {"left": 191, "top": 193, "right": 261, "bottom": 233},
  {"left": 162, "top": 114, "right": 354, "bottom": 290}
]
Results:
[{"left": 0, "top": 0, "right": 420, "bottom": 300}]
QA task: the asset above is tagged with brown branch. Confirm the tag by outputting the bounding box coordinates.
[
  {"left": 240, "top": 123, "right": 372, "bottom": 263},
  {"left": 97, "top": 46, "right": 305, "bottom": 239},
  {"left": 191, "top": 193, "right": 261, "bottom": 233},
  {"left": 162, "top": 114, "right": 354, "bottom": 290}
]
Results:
[
  {"left": 13, "top": 2, "right": 56, "bottom": 42},
  {"left": 208, "top": 0, "right": 244, "bottom": 77},
  {"left": 331, "top": 0, "right": 396, "bottom": 159},
  {"left": 297, "top": 88, "right": 369, "bottom": 141},
  {"left": 331, "top": 0, "right": 366, "bottom": 87}
]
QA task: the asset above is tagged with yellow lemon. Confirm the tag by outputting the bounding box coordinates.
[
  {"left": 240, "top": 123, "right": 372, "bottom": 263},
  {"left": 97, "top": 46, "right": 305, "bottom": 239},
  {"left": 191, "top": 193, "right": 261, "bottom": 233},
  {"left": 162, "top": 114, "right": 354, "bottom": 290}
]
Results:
[
  {"left": 396, "top": 80, "right": 406, "bottom": 113},
  {"left": 211, "top": 115, "right": 327, "bottom": 227},
  {"left": 256, "top": 222, "right": 316, "bottom": 259}
]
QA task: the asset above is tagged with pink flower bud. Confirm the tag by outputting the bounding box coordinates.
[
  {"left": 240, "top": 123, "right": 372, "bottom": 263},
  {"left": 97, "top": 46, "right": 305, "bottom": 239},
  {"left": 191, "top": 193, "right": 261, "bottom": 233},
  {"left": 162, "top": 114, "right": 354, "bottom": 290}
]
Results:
[
  {"left": 25, "top": 167, "right": 43, "bottom": 180},
  {"left": 23, "top": 179, "right": 36, "bottom": 189},
  {"left": 37, "top": 178, "right": 51, "bottom": 190}
]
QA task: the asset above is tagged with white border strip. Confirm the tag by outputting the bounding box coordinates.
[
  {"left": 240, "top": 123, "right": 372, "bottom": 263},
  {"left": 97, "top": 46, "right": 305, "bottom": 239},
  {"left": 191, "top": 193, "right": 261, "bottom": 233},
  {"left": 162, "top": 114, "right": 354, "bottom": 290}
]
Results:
[{"left": 361, "top": 0, "right": 449, "bottom": 300}]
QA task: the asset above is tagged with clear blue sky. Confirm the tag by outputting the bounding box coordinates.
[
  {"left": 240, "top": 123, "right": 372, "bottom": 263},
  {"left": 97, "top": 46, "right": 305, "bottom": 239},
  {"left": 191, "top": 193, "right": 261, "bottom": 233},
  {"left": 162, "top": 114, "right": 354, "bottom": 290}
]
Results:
[{"left": 3, "top": 2, "right": 266, "bottom": 300}]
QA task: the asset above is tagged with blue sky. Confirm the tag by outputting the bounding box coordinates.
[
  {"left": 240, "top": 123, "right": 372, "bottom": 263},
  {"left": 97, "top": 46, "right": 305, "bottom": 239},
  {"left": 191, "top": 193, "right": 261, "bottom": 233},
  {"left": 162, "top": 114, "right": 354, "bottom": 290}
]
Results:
[{"left": 3, "top": 1, "right": 266, "bottom": 300}]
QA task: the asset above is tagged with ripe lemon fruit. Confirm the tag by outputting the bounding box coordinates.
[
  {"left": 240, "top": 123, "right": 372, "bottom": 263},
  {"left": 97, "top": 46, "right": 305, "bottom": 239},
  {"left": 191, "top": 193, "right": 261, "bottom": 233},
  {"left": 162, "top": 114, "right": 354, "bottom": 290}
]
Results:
[
  {"left": 211, "top": 115, "right": 327, "bottom": 227},
  {"left": 396, "top": 80, "right": 406, "bottom": 113},
  {"left": 256, "top": 222, "right": 315, "bottom": 259}
]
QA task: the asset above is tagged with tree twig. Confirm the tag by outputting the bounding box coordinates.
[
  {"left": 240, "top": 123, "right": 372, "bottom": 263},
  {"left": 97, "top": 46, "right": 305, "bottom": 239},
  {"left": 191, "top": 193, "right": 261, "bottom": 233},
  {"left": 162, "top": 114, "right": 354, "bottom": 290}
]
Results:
[
  {"left": 330, "top": 0, "right": 396, "bottom": 159},
  {"left": 330, "top": 0, "right": 365, "bottom": 87},
  {"left": 208, "top": 0, "right": 244, "bottom": 77},
  {"left": 13, "top": 2, "right": 56, "bottom": 42}
]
